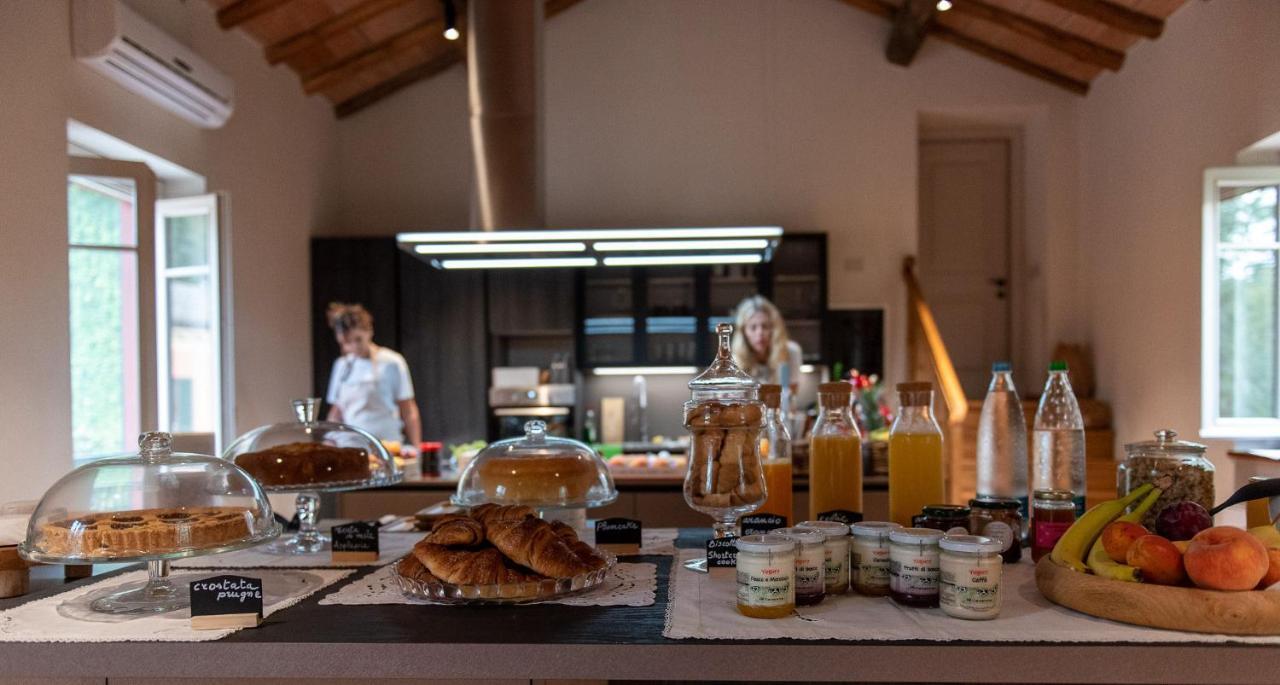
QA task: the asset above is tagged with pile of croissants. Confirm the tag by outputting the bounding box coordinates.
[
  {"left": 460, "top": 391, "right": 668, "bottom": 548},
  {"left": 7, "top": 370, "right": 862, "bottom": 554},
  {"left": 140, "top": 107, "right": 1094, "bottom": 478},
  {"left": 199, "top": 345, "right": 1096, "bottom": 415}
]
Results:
[{"left": 397, "top": 504, "right": 611, "bottom": 586}]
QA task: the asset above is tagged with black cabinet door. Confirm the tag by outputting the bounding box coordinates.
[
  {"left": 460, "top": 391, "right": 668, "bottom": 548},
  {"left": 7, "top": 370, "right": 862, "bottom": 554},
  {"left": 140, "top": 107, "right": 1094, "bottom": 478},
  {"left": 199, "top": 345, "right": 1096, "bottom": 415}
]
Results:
[
  {"left": 310, "top": 238, "right": 400, "bottom": 403},
  {"left": 486, "top": 268, "right": 576, "bottom": 335},
  {"left": 398, "top": 253, "right": 488, "bottom": 445}
]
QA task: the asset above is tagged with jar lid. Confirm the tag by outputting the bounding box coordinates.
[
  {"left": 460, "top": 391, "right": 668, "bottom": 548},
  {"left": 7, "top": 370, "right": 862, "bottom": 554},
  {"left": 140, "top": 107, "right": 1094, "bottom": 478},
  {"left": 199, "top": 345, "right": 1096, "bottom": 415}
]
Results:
[
  {"left": 796, "top": 520, "right": 850, "bottom": 538},
  {"left": 453, "top": 420, "right": 617, "bottom": 508},
  {"left": 772, "top": 526, "right": 825, "bottom": 545},
  {"left": 889, "top": 527, "right": 944, "bottom": 545},
  {"left": 688, "top": 323, "right": 758, "bottom": 401},
  {"left": 1123, "top": 428, "right": 1207, "bottom": 456},
  {"left": 850, "top": 521, "right": 902, "bottom": 539},
  {"left": 736, "top": 534, "right": 797, "bottom": 554},
  {"left": 1033, "top": 489, "right": 1074, "bottom": 501},
  {"left": 969, "top": 496, "right": 1021, "bottom": 511},
  {"left": 922, "top": 504, "right": 970, "bottom": 517},
  {"left": 940, "top": 534, "right": 1002, "bottom": 554}
]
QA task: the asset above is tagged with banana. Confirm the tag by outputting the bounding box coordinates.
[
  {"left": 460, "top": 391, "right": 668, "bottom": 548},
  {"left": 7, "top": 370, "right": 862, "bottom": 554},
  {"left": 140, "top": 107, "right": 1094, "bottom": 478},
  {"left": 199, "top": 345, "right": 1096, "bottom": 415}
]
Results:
[
  {"left": 1051, "top": 483, "right": 1154, "bottom": 573},
  {"left": 1086, "top": 486, "right": 1163, "bottom": 581}
]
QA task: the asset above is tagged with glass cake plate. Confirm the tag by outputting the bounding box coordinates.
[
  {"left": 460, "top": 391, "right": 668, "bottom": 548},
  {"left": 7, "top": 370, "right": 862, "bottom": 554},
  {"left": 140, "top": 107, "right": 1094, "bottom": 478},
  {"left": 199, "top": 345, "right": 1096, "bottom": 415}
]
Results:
[{"left": 392, "top": 551, "right": 617, "bottom": 605}]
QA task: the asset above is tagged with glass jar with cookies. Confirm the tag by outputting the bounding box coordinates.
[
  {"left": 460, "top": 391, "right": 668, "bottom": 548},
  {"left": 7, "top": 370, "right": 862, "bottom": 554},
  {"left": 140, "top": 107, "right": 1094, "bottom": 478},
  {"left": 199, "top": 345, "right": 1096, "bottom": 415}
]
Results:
[{"left": 683, "top": 322, "right": 767, "bottom": 538}]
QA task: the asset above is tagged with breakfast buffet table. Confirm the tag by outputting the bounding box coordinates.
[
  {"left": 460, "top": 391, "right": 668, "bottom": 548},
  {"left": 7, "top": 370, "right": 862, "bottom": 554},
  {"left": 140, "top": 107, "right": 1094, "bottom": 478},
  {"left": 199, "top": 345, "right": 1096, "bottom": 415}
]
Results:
[{"left": 0, "top": 529, "right": 1276, "bottom": 685}]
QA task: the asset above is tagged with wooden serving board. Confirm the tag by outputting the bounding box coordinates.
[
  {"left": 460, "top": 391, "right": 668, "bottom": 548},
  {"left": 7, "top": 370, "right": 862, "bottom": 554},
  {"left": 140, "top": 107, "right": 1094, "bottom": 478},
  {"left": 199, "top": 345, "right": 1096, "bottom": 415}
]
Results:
[
  {"left": 1036, "top": 556, "right": 1280, "bottom": 635},
  {"left": 0, "top": 545, "right": 32, "bottom": 598}
]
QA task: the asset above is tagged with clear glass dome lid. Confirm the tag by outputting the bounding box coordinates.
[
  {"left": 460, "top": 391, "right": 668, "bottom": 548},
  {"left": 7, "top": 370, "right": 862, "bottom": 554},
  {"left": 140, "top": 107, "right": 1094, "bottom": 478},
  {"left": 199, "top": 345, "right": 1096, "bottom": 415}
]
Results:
[
  {"left": 223, "top": 398, "right": 399, "bottom": 491},
  {"left": 689, "top": 323, "right": 759, "bottom": 402},
  {"left": 21, "top": 432, "right": 279, "bottom": 564},
  {"left": 454, "top": 420, "right": 617, "bottom": 508}
]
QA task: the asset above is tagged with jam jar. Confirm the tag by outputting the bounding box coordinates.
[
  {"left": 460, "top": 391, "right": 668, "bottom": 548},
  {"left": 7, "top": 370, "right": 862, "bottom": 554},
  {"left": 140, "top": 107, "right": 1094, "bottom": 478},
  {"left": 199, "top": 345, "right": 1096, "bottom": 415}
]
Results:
[
  {"left": 912, "top": 504, "right": 970, "bottom": 533},
  {"left": 969, "top": 497, "right": 1022, "bottom": 563},
  {"left": 1030, "top": 489, "right": 1075, "bottom": 562}
]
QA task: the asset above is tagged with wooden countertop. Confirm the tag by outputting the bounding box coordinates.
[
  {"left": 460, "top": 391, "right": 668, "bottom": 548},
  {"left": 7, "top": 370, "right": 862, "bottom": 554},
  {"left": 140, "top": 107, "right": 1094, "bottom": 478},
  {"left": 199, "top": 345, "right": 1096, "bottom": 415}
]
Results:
[{"left": 0, "top": 531, "right": 1275, "bottom": 683}]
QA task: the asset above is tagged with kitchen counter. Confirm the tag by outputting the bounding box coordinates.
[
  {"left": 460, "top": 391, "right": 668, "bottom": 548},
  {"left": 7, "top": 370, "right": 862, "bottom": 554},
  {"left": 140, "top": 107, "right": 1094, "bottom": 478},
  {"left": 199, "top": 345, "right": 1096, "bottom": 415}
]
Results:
[{"left": 0, "top": 530, "right": 1275, "bottom": 684}]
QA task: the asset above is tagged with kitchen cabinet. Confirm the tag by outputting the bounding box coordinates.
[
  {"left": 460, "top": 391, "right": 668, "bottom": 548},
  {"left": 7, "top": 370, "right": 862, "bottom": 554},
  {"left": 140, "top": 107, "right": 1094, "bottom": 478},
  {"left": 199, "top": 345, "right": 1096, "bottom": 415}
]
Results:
[{"left": 485, "top": 268, "right": 576, "bottom": 335}]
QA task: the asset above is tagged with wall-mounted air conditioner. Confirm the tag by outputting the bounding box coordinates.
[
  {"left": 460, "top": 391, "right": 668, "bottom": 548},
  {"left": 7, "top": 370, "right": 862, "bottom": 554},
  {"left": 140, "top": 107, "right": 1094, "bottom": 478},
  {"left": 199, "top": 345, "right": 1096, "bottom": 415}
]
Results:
[{"left": 72, "top": 0, "right": 234, "bottom": 128}]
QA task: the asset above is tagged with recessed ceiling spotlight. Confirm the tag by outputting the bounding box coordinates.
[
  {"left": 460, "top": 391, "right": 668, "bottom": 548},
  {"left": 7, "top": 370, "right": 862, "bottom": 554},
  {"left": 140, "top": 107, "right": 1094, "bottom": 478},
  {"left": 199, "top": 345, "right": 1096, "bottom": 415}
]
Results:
[
  {"left": 936, "top": 0, "right": 953, "bottom": 11},
  {"left": 442, "top": 0, "right": 460, "bottom": 40}
]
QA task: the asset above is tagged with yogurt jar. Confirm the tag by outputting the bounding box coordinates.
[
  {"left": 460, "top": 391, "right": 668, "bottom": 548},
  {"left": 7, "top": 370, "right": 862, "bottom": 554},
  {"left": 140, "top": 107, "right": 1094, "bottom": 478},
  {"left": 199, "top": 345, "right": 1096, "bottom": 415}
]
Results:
[
  {"left": 850, "top": 521, "right": 902, "bottom": 596},
  {"left": 797, "top": 520, "right": 851, "bottom": 595},
  {"left": 939, "top": 534, "right": 1003, "bottom": 620},
  {"left": 888, "top": 527, "right": 943, "bottom": 607}
]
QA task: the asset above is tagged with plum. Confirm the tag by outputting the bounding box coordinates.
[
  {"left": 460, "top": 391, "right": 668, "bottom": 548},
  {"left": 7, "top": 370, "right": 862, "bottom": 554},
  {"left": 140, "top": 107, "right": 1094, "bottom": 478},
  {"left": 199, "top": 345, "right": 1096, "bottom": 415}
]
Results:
[{"left": 1154, "top": 501, "right": 1213, "bottom": 541}]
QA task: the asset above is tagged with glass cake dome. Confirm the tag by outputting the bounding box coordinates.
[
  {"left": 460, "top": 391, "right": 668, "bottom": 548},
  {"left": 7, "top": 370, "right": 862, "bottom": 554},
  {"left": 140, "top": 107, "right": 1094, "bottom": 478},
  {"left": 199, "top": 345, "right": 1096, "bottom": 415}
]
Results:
[
  {"left": 454, "top": 420, "right": 616, "bottom": 509},
  {"left": 20, "top": 431, "right": 279, "bottom": 614},
  {"left": 223, "top": 397, "right": 399, "bottom": 491}
]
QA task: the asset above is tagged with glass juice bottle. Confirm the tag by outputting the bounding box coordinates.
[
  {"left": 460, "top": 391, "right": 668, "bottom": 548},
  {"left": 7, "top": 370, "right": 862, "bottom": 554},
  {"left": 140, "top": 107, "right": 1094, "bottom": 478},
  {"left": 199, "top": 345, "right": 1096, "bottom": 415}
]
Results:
[
  {"left": 889, "top": 382, "right": 945, "bottom": 527},
  {"left": 808, "top": 382, "right": 863, "bottom": 521},
  {"left": 756, "top": 384, "right": 794, "bottom": 524}
]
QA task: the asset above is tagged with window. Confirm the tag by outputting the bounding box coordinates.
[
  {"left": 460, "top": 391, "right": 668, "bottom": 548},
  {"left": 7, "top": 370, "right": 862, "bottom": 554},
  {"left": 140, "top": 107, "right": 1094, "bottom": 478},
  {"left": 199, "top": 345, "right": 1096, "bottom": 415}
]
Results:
[
  {"left": 1202, "top": 167, "right": 1280, "bottom": 438},
  {"left": 67, "top": 158, "right": 156, "bottom": 461},
  {"left": 156, "top": 195, "right": 226, "bottom": 450}
]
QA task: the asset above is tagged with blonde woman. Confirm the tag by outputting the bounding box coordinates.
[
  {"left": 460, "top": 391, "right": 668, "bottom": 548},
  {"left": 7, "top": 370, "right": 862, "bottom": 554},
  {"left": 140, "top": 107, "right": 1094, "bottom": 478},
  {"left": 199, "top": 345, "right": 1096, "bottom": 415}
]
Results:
[
  {"left": 731, "top": 295, "right": 803, "bottom": 390},
  {"left": 324, "top": 302, "right": 422, "bottom": 458}
]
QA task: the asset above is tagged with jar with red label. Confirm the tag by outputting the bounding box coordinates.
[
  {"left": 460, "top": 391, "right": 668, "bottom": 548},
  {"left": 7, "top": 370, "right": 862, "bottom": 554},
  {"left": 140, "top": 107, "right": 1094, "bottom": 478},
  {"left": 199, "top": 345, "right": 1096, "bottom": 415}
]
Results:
[{"left": 1031, "top": 489, "right": 1075, "bottom": 562}]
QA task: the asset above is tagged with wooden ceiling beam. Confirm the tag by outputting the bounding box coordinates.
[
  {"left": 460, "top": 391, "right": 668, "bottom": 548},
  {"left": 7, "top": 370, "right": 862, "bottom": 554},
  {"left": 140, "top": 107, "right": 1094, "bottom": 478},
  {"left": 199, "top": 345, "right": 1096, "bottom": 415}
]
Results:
[
  {"left": 265, "top": 0, "right": 414, "bottom": 65},
  {"left": 951, "top": 0, "right": 1124, "bottom": 71},
  {"left": 217, "top": 0, "right": 295, "bottom": 30},
  {"left": 335, "top": 47, "right": 463, "bottom": 118},
  {"left": 302, "top": 17, "right": 444, "bottom": 95},
  {"left": 1037, "top": 0, "right": 1163, "bottom": 39},
  {"left": 886, "top": 0, "right": 937, "bottom": 66},
  {"left": 843, "top": 0, "right": 1089, "bottom": 95}
]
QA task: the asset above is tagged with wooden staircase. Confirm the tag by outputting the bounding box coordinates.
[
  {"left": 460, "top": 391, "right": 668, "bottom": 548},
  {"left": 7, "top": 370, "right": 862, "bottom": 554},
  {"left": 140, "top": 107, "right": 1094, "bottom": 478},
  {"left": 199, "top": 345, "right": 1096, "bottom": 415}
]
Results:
[{"left": 903, "top": 257, "right": 1116, "bottom": 508}]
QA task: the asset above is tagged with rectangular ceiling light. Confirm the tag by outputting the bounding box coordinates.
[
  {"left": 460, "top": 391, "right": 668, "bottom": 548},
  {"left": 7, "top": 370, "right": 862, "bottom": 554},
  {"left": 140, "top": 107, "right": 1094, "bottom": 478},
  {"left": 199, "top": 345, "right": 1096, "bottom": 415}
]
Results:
[
  {"left": 437, "top": 257, "right": 599, "bottom": 269},
  {"left": 593, "top": 239, "right": 769, "bottom": 252},
  {"left": 397, "top": 226, "right": 781, "bottom": 270},
  {"left": 414, "top": 241, "right": 587, "bottom": 255},
  {"left": 592, "top": 366, "right": 699, "bottom": 376},
  {"left": 602, "top": 254, "right": 764, "bottom": 267}
]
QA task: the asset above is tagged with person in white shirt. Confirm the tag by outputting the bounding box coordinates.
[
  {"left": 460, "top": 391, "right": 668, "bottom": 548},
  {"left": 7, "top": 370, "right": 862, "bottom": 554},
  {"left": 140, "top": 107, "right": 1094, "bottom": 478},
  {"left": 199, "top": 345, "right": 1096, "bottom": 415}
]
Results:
[
  {"left": 324, "top": 302, "right": 422, "bottom": 458},
  {"left": 731, "top": 295, "right": 803, "bottom": 392}
]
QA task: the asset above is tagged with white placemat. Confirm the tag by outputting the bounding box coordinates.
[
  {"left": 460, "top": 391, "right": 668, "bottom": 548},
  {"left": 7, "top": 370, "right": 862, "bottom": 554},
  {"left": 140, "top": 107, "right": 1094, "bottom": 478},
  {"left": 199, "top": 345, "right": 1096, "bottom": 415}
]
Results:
[
  {"left": 584, "top": 527, "right": 679, "bottom": 556},
  {"left": 321, "top": 561, "right": 656, "bottom": 607},
  {"left": 663, "top": 549, "right": 1280, "bottom": 644},
  {"left": 0, "top": 568, "right": 352, "bottom": 642},
  {"left": 172, "top": 532, "right": 421, "bottom": 569}
]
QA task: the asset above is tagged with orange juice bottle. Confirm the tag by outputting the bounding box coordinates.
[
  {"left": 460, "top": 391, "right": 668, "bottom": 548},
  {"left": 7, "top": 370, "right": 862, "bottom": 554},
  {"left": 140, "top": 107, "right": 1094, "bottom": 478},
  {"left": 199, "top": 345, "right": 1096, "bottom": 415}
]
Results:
[
  {"left": 808, "top": 382, "right": 863, "bottom": 522},
  {"left": 888, "top": 382, "right": 945, "bottom": 527},
  {"left": 756, "top": 384, "right": 794, "bottom": 523}
]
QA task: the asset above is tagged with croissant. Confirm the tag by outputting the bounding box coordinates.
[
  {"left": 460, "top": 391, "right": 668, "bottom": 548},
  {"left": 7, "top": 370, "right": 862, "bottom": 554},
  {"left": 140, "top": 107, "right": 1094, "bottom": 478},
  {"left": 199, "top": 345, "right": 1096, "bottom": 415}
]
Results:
[
  {"left": 425, "top": 515, "right": 485, "bottom": 547},
  {"left": 412, "top": 540, "right": 544, "bottom": 585},
  {"left": 469, "top": 503, "right": 535, "bottom": 526},
  {"left": 396, "top": 553, "right": 438, "bottom": 583},
  {"left": 485, "top": 516, "right": 594, "bottom": 578},
  {"left": 549, "top": 520, "right": 610, "bottom": 571}
]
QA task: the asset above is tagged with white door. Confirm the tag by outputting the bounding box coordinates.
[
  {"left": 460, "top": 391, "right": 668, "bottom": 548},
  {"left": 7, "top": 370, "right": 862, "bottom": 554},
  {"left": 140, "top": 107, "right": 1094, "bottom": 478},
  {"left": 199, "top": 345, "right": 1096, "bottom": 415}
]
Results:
[
  {"left": 156, "top": 194, "right": 231, "bottom": 453},
  {"left": 918, "top": 139, "right": 1011, "bottom": 399}
]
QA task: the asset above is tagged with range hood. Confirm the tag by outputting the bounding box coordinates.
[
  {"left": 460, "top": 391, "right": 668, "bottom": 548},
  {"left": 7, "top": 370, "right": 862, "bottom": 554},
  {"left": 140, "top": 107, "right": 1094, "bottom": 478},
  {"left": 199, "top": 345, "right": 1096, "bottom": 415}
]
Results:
[
  {"left": 397, "top": 226, "right": 783, "bottom": 269},
  {"left": 401, "top": 1, "right": 781, "bottom": 270}
]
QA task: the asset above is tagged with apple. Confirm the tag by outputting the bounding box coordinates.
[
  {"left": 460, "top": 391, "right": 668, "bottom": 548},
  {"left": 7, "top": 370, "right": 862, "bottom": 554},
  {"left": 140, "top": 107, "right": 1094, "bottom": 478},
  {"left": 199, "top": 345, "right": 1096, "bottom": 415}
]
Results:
[
  {"left": 1126, "top": 535, "right": 1186, "bottom": 586},
  {"left": 1184, "top": 526, "right": 1270, "bottom": 591},
  {"left": 1101, "top": 521, "right": 1149, "bottom": 563}
]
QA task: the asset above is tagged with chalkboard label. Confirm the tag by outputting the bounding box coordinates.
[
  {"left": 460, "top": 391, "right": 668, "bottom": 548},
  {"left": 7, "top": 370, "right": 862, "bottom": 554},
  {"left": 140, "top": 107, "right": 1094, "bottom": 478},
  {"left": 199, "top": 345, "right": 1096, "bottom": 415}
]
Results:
[
  {"left": 190, "top": 575, "right": 263, "bottom": 630},
  {"left": 817, "top": 509, "right": 863, "bottom": 526},
  {"left": 740, "top": 514, "right": 787, "bottom": 536},
  {"left": 332, "top": 521, "right": 380, "bottom": 562},
  {"left": 706, "top": 536, "right": 738, "bottom": 568},
  {"left": 595, "top": 518, "right": 642, "bottom": 552}
]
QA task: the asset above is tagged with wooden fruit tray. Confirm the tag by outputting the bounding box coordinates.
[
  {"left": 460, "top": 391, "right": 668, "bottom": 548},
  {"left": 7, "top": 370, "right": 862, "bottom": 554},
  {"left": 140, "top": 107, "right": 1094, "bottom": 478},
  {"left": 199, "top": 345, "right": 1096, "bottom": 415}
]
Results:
[{"left": 1036, "top": 556, "right": 1280, "bottom": 635}]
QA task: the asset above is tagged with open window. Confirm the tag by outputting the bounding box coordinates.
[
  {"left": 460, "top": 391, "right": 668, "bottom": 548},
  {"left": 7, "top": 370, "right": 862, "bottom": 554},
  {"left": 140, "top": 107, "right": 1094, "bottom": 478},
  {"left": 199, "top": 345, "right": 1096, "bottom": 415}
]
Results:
[{"left": 1202, "top": 166, "right": 1280, "bottom": 439}]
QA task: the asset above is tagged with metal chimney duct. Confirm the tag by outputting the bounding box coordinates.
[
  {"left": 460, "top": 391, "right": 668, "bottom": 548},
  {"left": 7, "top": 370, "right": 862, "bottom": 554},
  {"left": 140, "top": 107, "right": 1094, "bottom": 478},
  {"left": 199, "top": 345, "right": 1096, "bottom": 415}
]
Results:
[{"left": 467, "top": 0, "right": 544, "bottom": 230}]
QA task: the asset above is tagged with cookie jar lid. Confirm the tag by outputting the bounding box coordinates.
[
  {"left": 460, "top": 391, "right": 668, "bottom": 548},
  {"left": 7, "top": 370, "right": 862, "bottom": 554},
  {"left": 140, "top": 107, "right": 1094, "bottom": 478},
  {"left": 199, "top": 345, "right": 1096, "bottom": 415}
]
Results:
[{"left": 453, "top": 420, "right": 617, "bottom": 509}]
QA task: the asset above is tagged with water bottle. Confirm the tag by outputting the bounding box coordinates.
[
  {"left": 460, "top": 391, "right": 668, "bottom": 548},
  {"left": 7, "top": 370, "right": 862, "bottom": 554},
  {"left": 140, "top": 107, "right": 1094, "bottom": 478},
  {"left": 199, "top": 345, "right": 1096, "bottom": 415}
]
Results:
[
  {"left": 1033, "top": 361, "right": 1086, "bottom": 516},
  {"left": 976, "top": 362, "right": 1029, "bottom": 520}
]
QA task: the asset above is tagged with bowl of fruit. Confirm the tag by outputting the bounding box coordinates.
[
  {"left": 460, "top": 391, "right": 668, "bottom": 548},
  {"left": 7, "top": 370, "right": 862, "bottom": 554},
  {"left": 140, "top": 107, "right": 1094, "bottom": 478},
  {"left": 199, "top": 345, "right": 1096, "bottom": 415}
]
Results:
[{"left": 1036, "top": 479, "right": 1280, "bottom": 635}]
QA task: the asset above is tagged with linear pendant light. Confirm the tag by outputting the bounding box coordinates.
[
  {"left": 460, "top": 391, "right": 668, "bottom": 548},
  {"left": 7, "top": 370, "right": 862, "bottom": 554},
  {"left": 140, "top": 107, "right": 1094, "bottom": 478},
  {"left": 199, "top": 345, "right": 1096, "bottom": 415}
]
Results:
[{"left": 397, "top": 226, "right": 782, "bottom": 270}]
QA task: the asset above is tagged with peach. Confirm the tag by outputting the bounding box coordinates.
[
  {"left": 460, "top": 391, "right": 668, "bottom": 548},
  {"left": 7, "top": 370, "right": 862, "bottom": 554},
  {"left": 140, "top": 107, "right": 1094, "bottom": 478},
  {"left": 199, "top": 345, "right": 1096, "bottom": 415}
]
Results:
[
  {"left": 1126, "top": 535, "right": 1186, "bottom": 586},
  {"left": 1259, "top": 548, "right": 1280, "bottom": 589},
  {"left": 1102, "top": 521, "right": 1150, "bottom": 563},
  {"left": 1184, "top": 526, "right": 1270, "bottom": 591}
]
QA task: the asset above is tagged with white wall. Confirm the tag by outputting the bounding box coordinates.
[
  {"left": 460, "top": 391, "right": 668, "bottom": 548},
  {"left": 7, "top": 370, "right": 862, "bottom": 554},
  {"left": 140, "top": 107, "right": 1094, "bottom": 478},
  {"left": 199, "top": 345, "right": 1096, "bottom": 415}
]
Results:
[
  {"left": 1078, "top": 0, "right": 1280, "bottom": 504},
  {"left": 0, "top": 0, "right": 338, "bottom": 504}
]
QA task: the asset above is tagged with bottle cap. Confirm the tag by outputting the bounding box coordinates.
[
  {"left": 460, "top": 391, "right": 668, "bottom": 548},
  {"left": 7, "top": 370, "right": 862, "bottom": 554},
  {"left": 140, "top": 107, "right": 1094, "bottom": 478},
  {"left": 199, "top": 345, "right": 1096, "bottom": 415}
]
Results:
[
  {"left": 992, "top": 361, "right": 1011, "bottom": 372},
  {"left": 759, "top": 384, "right": 782, "bottom": 409},
  {"left": 1048, "top": 360, "right": 1069, "bottom": 372},
  {"left": 818, "top": 381, "right": 852, "bottom": 396},
  {"left": 1033, "top": 489, "right": 1074, "bottom": 502}
]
